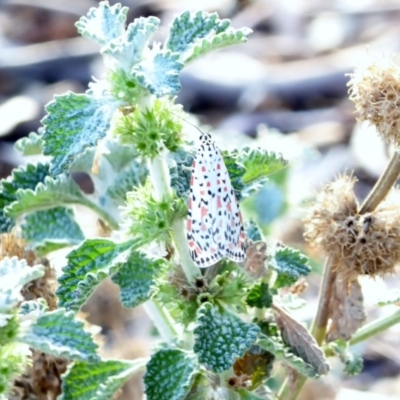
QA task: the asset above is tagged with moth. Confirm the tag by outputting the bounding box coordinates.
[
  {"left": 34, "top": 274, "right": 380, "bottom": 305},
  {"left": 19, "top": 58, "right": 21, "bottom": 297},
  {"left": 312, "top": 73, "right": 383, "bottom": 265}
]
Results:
[{"left": 187, "top": 132, "right": 246, "bottom": 268}]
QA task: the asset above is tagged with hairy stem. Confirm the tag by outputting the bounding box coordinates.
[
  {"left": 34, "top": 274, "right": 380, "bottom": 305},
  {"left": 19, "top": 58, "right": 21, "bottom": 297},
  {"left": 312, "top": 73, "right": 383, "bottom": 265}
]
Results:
[
  {"left": 359, "top": 151, "right": 400, "bottom": 213},
  {"left": 143, "top": 299, "right": 178, "bottom": 342},
  {"left": 350, "top": 308, "right": 400, "bottom": 346},
  {"left": 311, "top": 257, "right": 336, "bottom": 344}
]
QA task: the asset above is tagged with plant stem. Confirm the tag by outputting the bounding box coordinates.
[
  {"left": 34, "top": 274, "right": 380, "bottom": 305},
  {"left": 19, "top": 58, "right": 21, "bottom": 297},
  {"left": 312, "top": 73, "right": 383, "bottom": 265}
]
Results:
[
  {"left": 359, "top": 151, "right": 400, "bottom": 213},
  {"left": 350, "top": 308, "right": 400, "bottom": 346},
  {"left": 311, "top": 257, "right": 336, "bottom": 345},
  {"left": 171, "top": 218, "right": 202, "bottom": 283},
  {"left": 143, "top": 299, "right": 178, "bottom": 342}
]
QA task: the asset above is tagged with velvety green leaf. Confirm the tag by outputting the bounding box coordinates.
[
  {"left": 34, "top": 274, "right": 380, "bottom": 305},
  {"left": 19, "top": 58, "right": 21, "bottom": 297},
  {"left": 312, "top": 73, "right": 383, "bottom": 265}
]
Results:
[
  {"left": 0, "top": 163, "right": 50, "bottom": 233},
  {"left": 103, "top": 16, "right": 159, "bottom": 72},
  {"left": 246, "top": 282, "right": 273, "bottom": 309},
  {"left": 75, "top": 2, "right": 128, "bottom": 46},
  {"left": 0, "top": 257, "right": 44, "bottom": 326},
  {"left": 42, "top": 92, "right": 120, "bottom": 175},
  {"left": 257, "top": 335, "right": 318, "bottom": 378},
  {"left": 244, "top": 220, "right": 263, "bottom": 241},
  {"left": 19, "top": 299, "right": 48, "bottom": 316},
  {"left": 112, "top": 251, "right": 164, "bottom": 308},
  {"left": 14, "top": 131, "right": 44, "bottom": 155},
  {"left": 194, "top": 303, "right": 260, "bottom": 372},
  {"left": 329, "top": 340, "right": 363, "bottom": 376},
  {"left": 132, "top": 51, "right": 183, "bottom": 97},
  {"left": 222, "top": 150, "right": 246, "bottom": 201},
  {"left": 240, "top": 148, "right": 287, "bottom": 186},
  {"left": 166, "top": 11, "right": 251, "bottom": 63},
  {"left": 21, "top": 207, "right": 84, "bottom": 255},
  {"left": 19, "top": 309, "right": 99, "bottom": 362},
  {"left": 60, "top": 358, "right": 147, "bottom": 400},
  {"left": 5, "top": 175, "right": 89, "bottom": 220},
  {"left": 56, "top": 239, "right": 135, "bottom": 311},
  {"left": 271, "top": 247, "right": 311, "bottom": 289},
  {"left": 144, "top": 349, "right": 198, "bottom": 400},
  {"left": 106, "top": 161, "right": 147, "bottom": 205},
  {"left": 169, "top": 146, "right": 195, "bottom": 202}
]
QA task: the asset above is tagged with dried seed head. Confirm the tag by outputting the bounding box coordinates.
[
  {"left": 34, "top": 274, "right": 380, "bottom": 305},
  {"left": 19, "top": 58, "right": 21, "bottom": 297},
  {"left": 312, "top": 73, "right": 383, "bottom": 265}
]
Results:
[
  {"left": 304, "top": 174, "right": 400, "bottom": 278},
  {"left": 348, "top": 56, "right": 400, "bottom": 144}
]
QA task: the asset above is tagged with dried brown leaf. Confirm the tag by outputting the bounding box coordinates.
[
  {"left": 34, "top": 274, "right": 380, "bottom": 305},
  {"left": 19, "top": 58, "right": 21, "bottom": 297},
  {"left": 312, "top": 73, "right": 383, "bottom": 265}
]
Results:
[
  {"left": 326, "top": 275, "right": 366, "bottom": 342},
  {"left": 273, "top": 304, "right": 330, "bottom": 375},
  {"left": 241, "top": 239, "right": 268, "bottom": 278}
]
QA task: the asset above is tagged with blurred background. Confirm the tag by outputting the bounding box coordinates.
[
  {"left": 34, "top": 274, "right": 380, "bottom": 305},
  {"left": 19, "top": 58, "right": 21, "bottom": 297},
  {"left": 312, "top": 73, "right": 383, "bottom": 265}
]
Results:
[{"left": 2, "top": 0, "right": 400, "bottom": 399}]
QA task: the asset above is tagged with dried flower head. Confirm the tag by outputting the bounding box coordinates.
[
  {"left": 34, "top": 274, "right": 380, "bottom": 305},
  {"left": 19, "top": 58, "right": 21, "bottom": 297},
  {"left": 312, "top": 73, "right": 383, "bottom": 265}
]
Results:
[
  {"left": 304, "top": 174, "right": 400, "bottom": 278},
  {"left": 348, "top": 56, "right": 400, "bottom": 144}
]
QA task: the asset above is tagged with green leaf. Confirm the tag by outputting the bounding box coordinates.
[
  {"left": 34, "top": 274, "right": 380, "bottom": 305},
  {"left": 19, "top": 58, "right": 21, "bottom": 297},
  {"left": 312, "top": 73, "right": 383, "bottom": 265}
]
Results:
[
  {"left": 0, "top": 163, "right": 50, "bottom": 233},
  {"left": 144, "top": 349, "right": 198, "bottom": 400},
  {"left": 240, "top": 148, "right": 287, "bottom": 186},
  {"left": 166, "top": 11, "right": 251, "bottom": 64},
  {"left": 328, "top": 340, "right": 363, "bottom": 376},
  {"left": 42, "top": 92, "right": 120, "bottom": 175},
  {"left": 194, "top": 303, "right": 260, "bottom": 373},
  {"left": 14, "top": 131, "right": 44, "bottom": 155},
  {"left": 60, "top": 358, "right": 147, "bottom": 400},
  {"left": 19, "top": 299, "right": 48, "bottom": 316},
  {"left": 0, "top": 257, "right": 44, "bottom": 327},
  {"left": 106, "top": 161, "right": 147, "bottom": 205},
  {"left": 244, "top": 220, "right": 263, "bottom": 242},
  {"left": 112, "top": 251, "right": 164, "bottom": 308},
  {"left": 56, "top": 239, "right": 134, "bottom": 311},
  {"left": 169, "top": 146, "right": 195, "bottom": 202},
  {"left": 271, "top": 247, "right": 311, "bottom": 289},
  {"left": 222, "top": 150, "right": 246, "bottom": 200},
  {"left": 132, "top": 51, "right": 184, "bottom": 97},
  {"left": 75, "top": 2, "right": 128, "bottom": 46},
  {"left": 0, "top": 257, "right": 44, "bottom": 297},
  {"left": 19, "top": 309, "right": 99, "bottom": 362},
  {"left": 246, "top": 282, "right": 273, "bottom": 309},
  {"left": 257, "top": 335, "right": 318, "bottom": 378},
  {"left": 103, "top": 16, "right": 159, "bottom": 72},
  {"left": 5, "top": 175, "right": 88, "bottom": 219},
  {"left": 21, "top": 207, "right": 84, "bottom": 255}
]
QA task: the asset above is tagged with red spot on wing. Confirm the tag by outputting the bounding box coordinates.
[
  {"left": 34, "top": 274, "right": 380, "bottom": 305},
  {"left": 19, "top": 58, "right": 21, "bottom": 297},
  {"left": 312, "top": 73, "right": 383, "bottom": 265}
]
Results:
[{"left": 216, "top": 196, "right": 222, "bottom": 209}]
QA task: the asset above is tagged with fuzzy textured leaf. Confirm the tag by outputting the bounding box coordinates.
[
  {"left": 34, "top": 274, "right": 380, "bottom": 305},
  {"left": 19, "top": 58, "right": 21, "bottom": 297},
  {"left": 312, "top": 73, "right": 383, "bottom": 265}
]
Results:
[
  {"left": 60, "top": 358, "right": 146, "bottom": 400},
  {"left": 5, "top": 175, "right": 89, "bottom": 219},
  {"left": 19, "top": 309, "right": 99, "bottom": 362},
  {"left": 0, "top": 163, "right": 50, "bottom": 232},
  {"left": 132, "top": 51, "right": 183, "bottom": 97},
  {"left": 244, "top": 220, "right": 263, "bottom": 242},
  {"left": 144, "top": 349, "right": 198, "bottom": 400},
  {"left": 169, "top": 147, "right": 195, "bottom": 202},
  {"left": 42, "top": 92, "right": 120, "bottom": 175},
  {"left": 56, "top": 239, "right": 135, "bottom": 311},
  {"left": 0, "top": 257, "right": 44, "bottom": 323},
  {"left": 273, "top": 304, "right": 329, "bottom": 375},
  {"left": 102, "top": 16, "right": 159, "bottom": 72},
  {"left": 75, "top": 2, "right": 128, "bottom": 46},
  {"left": 271, "top": 247, "right": 311, "bottom": 288},
  {"left": 112, "top": 251, "right": 165, "bottom": 308},
  {"left": 257, "top": 335, "right": 318, "bottom": 378},
  {"left": 246, "top": 282, "right": 273, "bottom": 309},
  {"left": 14, "top": 131, "right": 44, "bottom": 155},
  {"left": 106, "top": 161, "right": 147, "bottom": 205},
  {"left": 21, "top": 207, "right": 84, "bottom": 255},
  {"left": 240, "top": 148, "right": 287, "bottom": 186},
  {"left": 166, "top": 11, "right": 251, "bottom": 63},
  {"left": 193, "top": 303, "right": 260, "bottom": 372}
]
